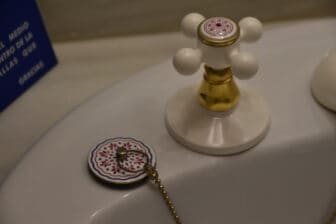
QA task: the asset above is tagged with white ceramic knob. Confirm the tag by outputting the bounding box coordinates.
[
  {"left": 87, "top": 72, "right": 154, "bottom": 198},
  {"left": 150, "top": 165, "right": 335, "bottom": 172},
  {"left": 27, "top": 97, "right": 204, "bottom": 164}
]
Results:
[
  {"left": 230, "top": 51, "right": 259, "bottom": 79},
  {"left": 239, "top": 17, "right": 263, "bottom": 43},
  {"left": 311, "top": 50, "right": 336, "bottom": 111},
  {"left": 181, "top": 13, "right": 205, "bottom": 38},
  {"left": 173, "top": 48, "right": 202, "bottom": 75}
]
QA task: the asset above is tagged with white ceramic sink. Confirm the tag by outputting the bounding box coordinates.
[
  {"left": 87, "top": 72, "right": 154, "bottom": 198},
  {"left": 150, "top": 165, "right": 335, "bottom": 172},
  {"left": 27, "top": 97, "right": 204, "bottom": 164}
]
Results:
[
  {"left": 1, "top": 19, "right": 336, "bottom": 224},
  {"left": 93, "top": 140, "right": 336, "bottom": 224}
]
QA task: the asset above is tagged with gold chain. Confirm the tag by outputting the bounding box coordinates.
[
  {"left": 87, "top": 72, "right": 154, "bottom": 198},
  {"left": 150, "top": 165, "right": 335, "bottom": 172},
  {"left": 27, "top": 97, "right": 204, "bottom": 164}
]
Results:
[{"left": 145, "top": 165, "right": 182, "bottom": 224}]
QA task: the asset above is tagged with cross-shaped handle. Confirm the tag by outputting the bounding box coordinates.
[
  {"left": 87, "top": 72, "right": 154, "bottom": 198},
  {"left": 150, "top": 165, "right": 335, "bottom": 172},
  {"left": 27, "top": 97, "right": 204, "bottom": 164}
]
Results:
[{"left": 173, "top": 13, "right": 263, "bottom": 80}]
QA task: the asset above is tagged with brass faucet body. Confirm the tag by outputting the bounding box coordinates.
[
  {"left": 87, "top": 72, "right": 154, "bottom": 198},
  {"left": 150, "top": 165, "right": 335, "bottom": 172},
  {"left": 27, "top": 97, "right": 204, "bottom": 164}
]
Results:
[{"left": 197, "top": 65, "right": 240, "bottom": 112}]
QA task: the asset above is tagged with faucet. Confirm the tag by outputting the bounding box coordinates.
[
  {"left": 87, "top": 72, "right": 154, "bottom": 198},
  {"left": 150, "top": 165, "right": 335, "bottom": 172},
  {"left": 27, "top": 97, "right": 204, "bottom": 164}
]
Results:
[{"left": 165, "top": 13, "right": 271, "bottom": 155}]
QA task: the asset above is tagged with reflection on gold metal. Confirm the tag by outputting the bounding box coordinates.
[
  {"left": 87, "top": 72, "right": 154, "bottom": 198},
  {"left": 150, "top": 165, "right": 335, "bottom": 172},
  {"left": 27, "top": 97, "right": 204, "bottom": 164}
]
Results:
[
  {"left": 197, "top": 65, "right": 240, "bottom": 112},
  {"left": 198, "top": 29, "right": 240, "bottom": 47}
]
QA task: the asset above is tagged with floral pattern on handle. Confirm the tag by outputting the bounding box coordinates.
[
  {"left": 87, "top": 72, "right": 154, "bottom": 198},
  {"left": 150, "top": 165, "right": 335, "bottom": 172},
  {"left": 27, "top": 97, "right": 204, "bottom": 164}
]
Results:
[{"left": 202, "top": 17, "right": 236, "bottom": 39}]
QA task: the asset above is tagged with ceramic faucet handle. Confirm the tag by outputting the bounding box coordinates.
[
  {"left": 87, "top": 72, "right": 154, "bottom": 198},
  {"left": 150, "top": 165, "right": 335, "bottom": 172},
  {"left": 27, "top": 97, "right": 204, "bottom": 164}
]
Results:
[
  {"left": 173, "top": 13, "right": 263, "bottom": 79},
  {"left": 173, "top": 48, "right": 202, "bottom": 75},
  {"left": 238, "top": 17, "right": 263, "bottom": 43},
  {"left": 230, "top": 51, "right": 259, "bottom": 79},
  {"left": 181, "top": 13, "right": 205, "bottom": 38}
]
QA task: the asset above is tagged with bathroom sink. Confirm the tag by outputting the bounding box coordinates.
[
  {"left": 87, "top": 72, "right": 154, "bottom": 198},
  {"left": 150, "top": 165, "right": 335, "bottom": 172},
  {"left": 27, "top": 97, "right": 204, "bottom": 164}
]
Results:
[{"left": 1, "top": 18, "right": 336, "bottom": 224}]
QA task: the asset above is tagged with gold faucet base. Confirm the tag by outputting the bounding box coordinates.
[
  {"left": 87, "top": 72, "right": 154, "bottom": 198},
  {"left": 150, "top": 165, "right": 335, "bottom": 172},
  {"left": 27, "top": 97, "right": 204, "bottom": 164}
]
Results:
[
  {"left": 197, "top": 65, "right": 240, "bottom": 112},
  {"left": 165, "top": 85, "right": 270, "bottom": 155}
]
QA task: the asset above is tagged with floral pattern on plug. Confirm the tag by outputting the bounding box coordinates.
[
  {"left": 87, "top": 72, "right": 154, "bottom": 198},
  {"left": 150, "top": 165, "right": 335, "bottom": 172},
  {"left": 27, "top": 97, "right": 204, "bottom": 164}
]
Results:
[{"left": 88, "top": 137, "right": 156, "bottom": 184}]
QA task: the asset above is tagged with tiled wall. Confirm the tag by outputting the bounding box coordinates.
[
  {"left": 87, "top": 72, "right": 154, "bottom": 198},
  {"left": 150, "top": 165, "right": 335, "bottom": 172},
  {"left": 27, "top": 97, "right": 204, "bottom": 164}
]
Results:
[{"left": 38, "top": 0, "right": 336, "bottom": 41}]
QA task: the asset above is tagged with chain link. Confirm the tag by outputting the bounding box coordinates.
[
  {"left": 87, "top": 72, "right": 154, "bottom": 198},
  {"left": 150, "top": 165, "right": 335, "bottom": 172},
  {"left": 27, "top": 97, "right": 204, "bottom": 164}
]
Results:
[{"left": 145, "top": 165, "right": 182, "bottom": 224}]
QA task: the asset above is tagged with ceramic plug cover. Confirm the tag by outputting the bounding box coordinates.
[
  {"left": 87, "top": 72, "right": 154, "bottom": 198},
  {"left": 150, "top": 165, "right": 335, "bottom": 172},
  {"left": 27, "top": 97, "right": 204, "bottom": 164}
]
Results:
[{"left": 88, "top": 137, "right": 156, "bottom": 184}]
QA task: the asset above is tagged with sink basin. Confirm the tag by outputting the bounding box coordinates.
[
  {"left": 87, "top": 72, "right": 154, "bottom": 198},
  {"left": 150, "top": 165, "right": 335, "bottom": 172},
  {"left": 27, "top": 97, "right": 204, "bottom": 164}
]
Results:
[
  {"left": 1, "top": 18, "right": 336, "bottom": 224},
  {"left": 93, "top": 139, "right": 336, "bottom": 224}
]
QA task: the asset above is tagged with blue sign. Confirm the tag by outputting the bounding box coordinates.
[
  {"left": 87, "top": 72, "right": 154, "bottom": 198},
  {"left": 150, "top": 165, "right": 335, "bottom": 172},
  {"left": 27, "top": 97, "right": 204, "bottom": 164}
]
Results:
[{"left": 0, "top": 0, "right": 57, "bottom": 111}]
